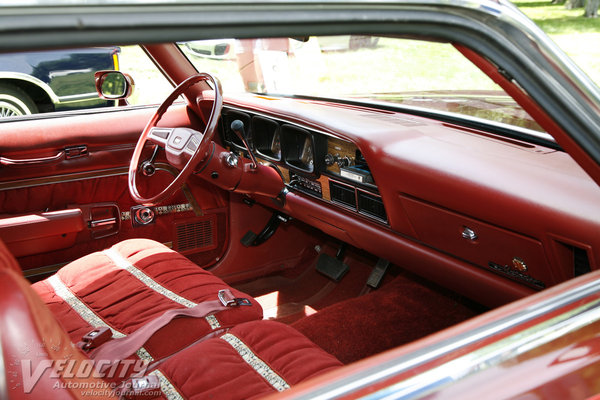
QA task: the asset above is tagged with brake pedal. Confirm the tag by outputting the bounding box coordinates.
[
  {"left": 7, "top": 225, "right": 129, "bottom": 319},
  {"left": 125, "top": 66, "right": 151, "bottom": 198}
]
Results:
[{"left": 316, "top": 243, "right": 349, "bottom": 282}]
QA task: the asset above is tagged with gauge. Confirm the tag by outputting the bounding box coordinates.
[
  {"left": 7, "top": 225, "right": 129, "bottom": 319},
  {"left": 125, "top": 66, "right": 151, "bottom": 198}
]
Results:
[
  {"left": 281, "top": 124, "right": 318, "bottom": 173},
  {"left": 252, "top": 116, "right": 281, "bottom": 161},
  {"left": 299, "top": 136, "right": 314, "bottom": 170},
  {"left": 271, "top": 131, "right": 281, "bottom": 160}
]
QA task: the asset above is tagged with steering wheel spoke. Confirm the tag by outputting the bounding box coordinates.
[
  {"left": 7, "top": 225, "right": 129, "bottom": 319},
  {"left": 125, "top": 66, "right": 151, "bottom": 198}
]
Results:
[
  {"left": 163, "top": 127, "right": 204, "bottom": 169},
  {"left": 147, "top": 127, "right": 174, "bottom": 147},
  {"left": 129, "top": 73, "right": 223, "bottom": 205}
]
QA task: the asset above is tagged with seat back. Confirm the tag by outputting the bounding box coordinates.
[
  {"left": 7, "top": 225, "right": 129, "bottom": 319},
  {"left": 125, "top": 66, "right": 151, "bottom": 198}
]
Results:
[{"left": 0, "top": 240, "right": 116, "bottom": 399}]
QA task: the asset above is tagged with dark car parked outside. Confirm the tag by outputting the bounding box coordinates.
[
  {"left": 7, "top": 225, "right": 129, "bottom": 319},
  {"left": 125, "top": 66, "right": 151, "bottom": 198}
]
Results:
[{"left": 0, "top": 46, "right": 120, "bottom": 117}]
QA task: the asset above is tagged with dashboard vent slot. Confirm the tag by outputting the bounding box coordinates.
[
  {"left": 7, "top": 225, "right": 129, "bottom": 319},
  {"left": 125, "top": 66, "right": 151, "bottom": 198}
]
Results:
[
  {"left": 574, "top": 246, "right": 591, "bottom": 277},
  {"left": 357, "top": 191, "right": 387, "bottom": 222},
  {"left": 330, "top": 181, "right": 356, "bottom": 209},
  {"left": 174, "top": 215, "right": 217, "bottom": 255}
]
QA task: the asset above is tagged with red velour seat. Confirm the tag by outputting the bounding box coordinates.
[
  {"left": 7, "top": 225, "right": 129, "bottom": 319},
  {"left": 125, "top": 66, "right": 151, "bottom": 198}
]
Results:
[
  {"left": 1, "top": 239, "right": 343, "bottom": 399},
  {"left": 130, "top": 320, "right": 343, "bottom": 399},
  {"left": 32, "top": 238, "right": 263, "bottom": 362}
]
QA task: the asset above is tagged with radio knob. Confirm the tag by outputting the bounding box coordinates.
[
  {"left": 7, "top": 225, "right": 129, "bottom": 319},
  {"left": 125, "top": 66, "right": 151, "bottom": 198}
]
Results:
[
  {"left": 324, "top": 153, "right": 335, "bottom": 166},
  {"left": 337, "top": 156, "right": 351, "bottom": 168}
]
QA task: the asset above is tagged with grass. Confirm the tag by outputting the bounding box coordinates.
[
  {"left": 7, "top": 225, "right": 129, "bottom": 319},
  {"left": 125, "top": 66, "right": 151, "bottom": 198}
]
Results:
[
  {"left": 515, "top": 0, "right": 600, "bottom": 85},
  {"left": 514, "top": 0, "right": 600, "bottom": 33}
]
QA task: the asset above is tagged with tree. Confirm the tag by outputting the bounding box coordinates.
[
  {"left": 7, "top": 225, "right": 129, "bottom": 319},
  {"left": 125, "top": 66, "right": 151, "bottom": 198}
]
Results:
[
  {"left": 565, "top": 0, "right": 585, "bottom": 9},
  {"left": 585, "top": 0, "right": 599, "bottom": 17}
]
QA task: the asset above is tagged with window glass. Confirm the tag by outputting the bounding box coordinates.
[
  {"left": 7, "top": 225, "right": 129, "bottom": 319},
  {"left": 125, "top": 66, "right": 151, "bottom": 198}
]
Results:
[
  {"left": 179, "top": 36, "right": 542, "bottom": 132},
  {"left": 0, "top": 45, "right": 172, "bottom": 119},
  {"left": 119, "top": 45, "right": 174, "bottom": 106}
]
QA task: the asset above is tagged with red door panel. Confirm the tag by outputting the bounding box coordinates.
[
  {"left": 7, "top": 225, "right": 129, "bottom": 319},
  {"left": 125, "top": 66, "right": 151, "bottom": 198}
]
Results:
[{"left": 0, "top": 105, "right": 229, "bottom": 279}]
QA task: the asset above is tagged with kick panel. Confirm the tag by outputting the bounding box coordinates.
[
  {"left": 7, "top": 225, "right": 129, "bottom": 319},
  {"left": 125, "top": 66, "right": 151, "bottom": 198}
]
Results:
[{"left": 174, "top": 214, "right": 218, "bottom": 255}]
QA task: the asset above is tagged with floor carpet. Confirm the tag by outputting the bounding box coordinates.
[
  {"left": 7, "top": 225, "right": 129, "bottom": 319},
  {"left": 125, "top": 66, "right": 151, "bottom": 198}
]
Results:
[{"left": 291, "top": 273, "right": 483, "bottom": 364}]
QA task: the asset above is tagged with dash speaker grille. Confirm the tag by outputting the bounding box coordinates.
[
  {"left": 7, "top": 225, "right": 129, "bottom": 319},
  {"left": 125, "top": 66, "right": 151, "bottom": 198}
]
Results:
[{"left": 174, "top": 215, "right": 218, "bottom": 255}]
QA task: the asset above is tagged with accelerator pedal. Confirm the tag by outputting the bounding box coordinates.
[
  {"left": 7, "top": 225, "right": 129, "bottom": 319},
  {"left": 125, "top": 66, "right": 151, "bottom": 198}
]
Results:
[{"left": 366, "top": 258, "right": 390, "bottom": 289}]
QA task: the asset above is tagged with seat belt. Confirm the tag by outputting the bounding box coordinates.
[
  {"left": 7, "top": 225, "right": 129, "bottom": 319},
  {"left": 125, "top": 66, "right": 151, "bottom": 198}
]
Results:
[{"left": 86, "top": 289, "right": 251, "bottom": 368}]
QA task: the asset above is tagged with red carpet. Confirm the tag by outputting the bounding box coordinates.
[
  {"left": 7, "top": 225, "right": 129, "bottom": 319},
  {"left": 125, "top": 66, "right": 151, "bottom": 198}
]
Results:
[{"left": 291, "top": 273, "right": 482, "bottom": 364}]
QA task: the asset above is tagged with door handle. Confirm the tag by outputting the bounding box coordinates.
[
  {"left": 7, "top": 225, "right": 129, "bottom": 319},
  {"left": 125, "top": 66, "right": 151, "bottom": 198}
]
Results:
[
  {"left": 78, "top": 203, "right": 121, "bottom": 239},
  {"left": 88, "top": 217, "right": 117, "bottom": 228}
]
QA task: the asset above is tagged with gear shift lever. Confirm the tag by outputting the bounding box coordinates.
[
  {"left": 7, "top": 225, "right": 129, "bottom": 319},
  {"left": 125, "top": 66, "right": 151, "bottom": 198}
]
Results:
[{"left": 231, "top": 120, "right": 258, "bottom": 169}]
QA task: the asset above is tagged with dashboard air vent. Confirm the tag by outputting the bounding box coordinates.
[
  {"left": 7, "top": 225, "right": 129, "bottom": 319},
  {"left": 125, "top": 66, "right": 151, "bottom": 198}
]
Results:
[
  {"left": 330, "top": 181, "right": 356, "bottom": 209},
  {"left": 357, "top": 191, "right": 387, "bottom": 222},
  {"left": 574, "top": 246, "right": 591, "bottom": 277}
]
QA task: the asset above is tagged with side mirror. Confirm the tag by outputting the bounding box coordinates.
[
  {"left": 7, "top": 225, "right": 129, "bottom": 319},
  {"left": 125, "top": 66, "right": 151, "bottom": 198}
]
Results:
[{"left": 94, "top": 70, "right": 135, "bottom": 100}]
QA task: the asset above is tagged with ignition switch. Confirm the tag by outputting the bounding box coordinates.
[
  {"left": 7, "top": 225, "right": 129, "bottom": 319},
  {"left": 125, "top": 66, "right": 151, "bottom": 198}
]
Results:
[{"left": 132, "top": 206, "right": 155, "bottom": 226}]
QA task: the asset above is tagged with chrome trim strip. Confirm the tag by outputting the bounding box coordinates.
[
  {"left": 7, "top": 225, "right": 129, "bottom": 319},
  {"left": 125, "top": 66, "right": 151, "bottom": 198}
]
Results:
[
  {"left": 150, "top": 370, "right": 184, "bottom": 400},
  {"left": 57, "top": 92, "right": 101, "bottom": 104},
  {"left": 103, "top": 248, "right": 221, "bottom": 329},
  {"left": 221, "top": 333, "right": 291, "bottom": 392},
  {"left": 121, "top": 203, "right": 194, "bottom": 221},
  {"left": 290, "top": 275, "right": 600, "bottom": 400},
  {"left": 364, "top": 298, "right": 600, "bottom": 400},
  {"left": 47, "top": 274, "right": 154, "bottom": 362}
]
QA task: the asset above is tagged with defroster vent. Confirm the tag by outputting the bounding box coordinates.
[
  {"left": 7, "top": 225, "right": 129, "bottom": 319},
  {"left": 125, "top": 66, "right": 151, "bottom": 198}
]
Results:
[{"left": 174, "top": 215, "right": 217, "bottom": 255}]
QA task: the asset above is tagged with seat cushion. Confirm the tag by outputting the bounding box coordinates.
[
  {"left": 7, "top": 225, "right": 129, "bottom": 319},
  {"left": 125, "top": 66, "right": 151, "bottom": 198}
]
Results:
[
  {"left": 32, "top": 238, "right": 263, "bottom": 362},
  {"left": 146, "top": 320, "right": 343, "bottom": 400}
]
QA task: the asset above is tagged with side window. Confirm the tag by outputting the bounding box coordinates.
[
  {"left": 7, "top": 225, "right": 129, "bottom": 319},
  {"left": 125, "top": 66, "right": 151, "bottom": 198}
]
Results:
[{"left": 0, "top": 45, "right": 172, "bottom": 119}]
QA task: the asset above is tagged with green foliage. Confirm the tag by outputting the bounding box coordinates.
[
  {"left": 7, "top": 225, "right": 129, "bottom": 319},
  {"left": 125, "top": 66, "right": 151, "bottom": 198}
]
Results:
[
  {"left": 515, "top": 0, "right": 600, "bottom": 85},
  {"left": 514, "top": 0, "right": 600, "bottom": 33}
]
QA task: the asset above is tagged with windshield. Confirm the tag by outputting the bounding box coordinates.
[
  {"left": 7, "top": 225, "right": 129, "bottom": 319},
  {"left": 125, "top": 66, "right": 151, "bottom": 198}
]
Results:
[{"left": 179, "top": 36, "right": 543, "bottom": 133}]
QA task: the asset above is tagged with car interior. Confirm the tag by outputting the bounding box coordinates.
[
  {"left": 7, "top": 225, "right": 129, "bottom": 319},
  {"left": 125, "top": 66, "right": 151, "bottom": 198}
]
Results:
[{"left": 1, "top": 32, "right": 600, "bottom": 399}]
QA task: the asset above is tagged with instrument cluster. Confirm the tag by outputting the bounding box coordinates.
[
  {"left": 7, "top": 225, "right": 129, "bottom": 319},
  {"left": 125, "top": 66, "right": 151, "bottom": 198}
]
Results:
[{"left": 220, "top": 107, "right": 387, "bottom": 224}]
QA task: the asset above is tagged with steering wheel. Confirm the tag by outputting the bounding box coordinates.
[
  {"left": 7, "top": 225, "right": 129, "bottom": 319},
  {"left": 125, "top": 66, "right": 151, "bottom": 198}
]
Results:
[{"left": 129, "top": 73, "right": 223, "bottom": 205}]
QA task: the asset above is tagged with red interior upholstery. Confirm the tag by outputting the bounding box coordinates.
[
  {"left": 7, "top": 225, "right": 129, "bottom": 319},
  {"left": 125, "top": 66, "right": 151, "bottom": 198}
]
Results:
[
  {"left": 32, "top": 239, "right": 263, "bottom": 361},
  {"left": 2, "top": 238, "right": 343, "bottom": 399},
  {"left": 150, "top": 320, "right": 343, "bottom": 399},
  {"left": 0, "top": 239, "right": 117, "bottom": 399}
]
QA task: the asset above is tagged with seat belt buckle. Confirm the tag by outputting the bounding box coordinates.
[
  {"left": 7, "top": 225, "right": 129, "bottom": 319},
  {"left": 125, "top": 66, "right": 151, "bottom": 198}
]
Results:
[
  {"left": 115, "top": 375, "right": 161, "bottom": 399},
  {"left": 77, "top": 327, "right": 112, "bottom": 351},
  {"left": 218, "top": 289, "right": 252, "bottom": 307}
]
